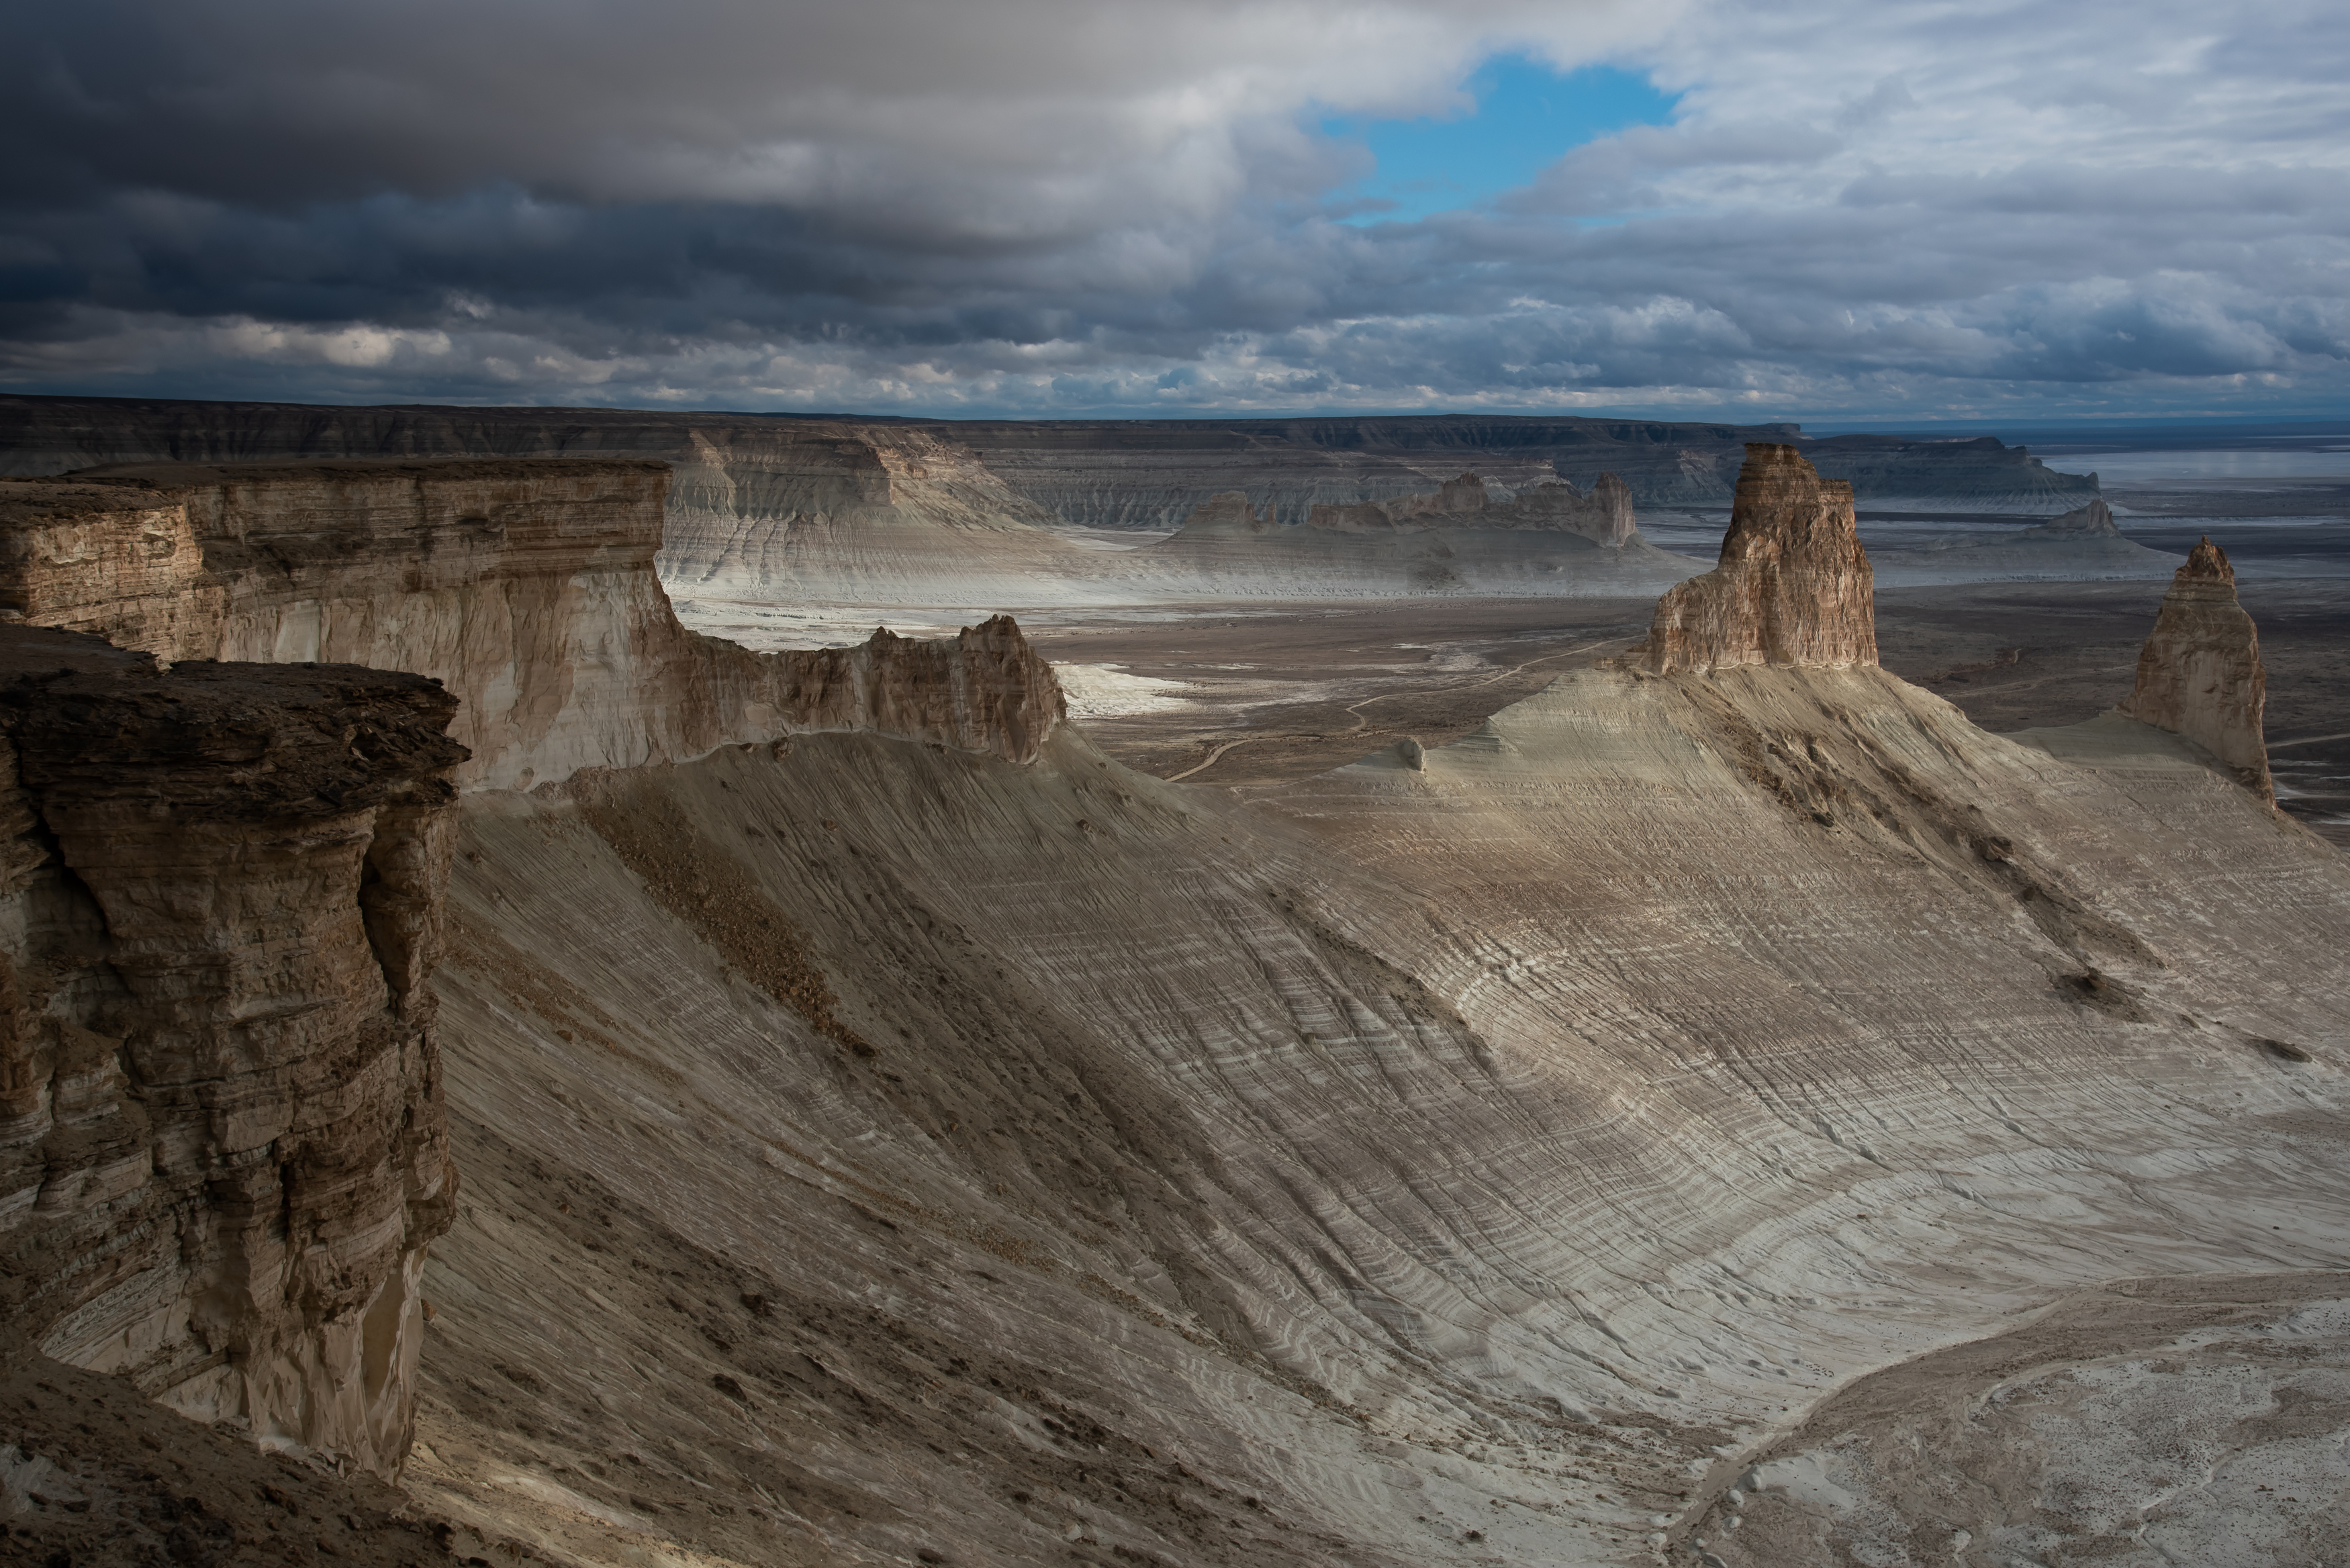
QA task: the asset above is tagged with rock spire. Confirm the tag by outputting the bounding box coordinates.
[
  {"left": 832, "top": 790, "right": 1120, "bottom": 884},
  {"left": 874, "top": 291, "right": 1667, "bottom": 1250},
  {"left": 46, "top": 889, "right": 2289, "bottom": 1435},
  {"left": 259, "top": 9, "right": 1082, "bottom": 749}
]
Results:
[
  {"left": 2117, "top": 536, "right": 2272, "bottom": 800},
  {"left": 1639, "top": 444, "right": 1877, "bottom": 675}
]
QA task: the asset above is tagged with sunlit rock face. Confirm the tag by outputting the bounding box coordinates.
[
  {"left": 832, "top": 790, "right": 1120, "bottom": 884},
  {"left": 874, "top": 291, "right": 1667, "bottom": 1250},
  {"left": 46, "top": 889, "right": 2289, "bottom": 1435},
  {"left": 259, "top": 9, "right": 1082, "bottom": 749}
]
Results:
[
  {"left": 2117, "top": 536, "right": 2273, "bottom": 801},
  {"left": 0, "top": 626, "right": 465, "bottom": 1479},
  {"left": 0, "top": 463, "right": 1066, "bottom": 785},
  {"left": 1640, "top": 443, "right": 1878, "bottom": 675}
]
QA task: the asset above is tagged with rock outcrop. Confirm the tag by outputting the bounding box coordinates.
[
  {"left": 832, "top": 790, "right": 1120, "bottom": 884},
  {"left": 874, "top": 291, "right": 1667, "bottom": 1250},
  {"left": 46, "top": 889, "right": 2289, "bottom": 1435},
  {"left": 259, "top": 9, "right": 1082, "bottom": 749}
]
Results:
[
  {"left": 1639, "top": 443, "right": 1878, "bottom": 675},
  {"left": 1165, "top": 489, "right": 1277, "bottom": 538},
  {"left": 0, "top": 462, "right": 1067, "bottom": 785},
  {"left": 2117, "top": 536, "right": 2273, "bottom": 799},
  {"left": 1494, "top": 472, "right": 1638, "bottom": 545},
  {"left": 0, "top": 624, "right": 464, "bottom": 1479},
  {"left": 1303, "top": 471, "right": 1638, "bottom": 545},
  {"left": 766, "top": 616, "right": 1067, "bottom": 768},
  {"left": 2031, "top": 497, "right": 2122, "bottom": 536}
]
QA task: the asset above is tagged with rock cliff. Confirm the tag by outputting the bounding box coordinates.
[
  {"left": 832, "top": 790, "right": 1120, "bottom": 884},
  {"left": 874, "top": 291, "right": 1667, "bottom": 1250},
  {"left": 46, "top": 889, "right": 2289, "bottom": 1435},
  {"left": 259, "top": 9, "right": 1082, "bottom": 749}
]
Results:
[
  {"left": 1302, "top": 471, "right": 1637, "bottom": 545},
  {"left": 0, "top": 625, "right": 464, "bottom": 1479},
  {"left": 0, "top": 462, "right": 1066, "bottom": 785},
  {"left": 2117, "top": 536, "right": 2273, "bottom": 799},
  {"left": 1164, "top": 489, "right": 1277, "bottom": 538},
  {"left": 1638, "top": 443, "right": 1878, "bottom": 675},
  {"left": 0, "top": 396, "right": 2101, "bottom": 524}
]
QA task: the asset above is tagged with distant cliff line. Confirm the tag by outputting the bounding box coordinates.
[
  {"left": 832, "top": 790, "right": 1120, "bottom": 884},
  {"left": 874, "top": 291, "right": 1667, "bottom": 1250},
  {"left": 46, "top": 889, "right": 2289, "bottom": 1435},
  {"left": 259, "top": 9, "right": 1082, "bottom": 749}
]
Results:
[{"left": 0, "top": 395, "right": 2101, "bottom": 528}]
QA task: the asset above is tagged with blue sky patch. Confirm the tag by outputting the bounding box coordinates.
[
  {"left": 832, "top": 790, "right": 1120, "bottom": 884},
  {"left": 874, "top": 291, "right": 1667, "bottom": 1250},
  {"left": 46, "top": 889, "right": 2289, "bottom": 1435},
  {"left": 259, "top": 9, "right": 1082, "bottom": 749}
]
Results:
[{"left": 1323, "top": 58, "right": 1679, "bottom": 224}]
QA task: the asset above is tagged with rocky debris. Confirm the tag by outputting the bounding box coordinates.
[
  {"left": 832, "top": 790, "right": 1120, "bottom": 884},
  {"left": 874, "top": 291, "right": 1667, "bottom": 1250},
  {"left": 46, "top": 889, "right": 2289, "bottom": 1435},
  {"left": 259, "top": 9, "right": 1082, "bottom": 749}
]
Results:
[
  {"left": 1638, "top": 443, "right": 1878, "bottom": 675},
  {"left": 0, "top": 462, "right": 1068, "bottom": 787},
  {"left": 2116, "top": 536, "right": 2273, "bottom": 799},
  {"left": 0, "top": 623, "right": 465, "bottom": 1481},
  {"left": 0, "top": 1338, "right": 470, "bottom": 1565},
  {"left": 1304, "top": 471, "right": 1638, "bottom": 545}
]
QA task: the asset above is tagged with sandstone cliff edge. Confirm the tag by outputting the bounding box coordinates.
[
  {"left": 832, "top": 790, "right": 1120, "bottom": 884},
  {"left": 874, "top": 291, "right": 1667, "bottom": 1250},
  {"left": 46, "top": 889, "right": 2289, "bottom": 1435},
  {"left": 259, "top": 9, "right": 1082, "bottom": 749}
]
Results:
[
  {"left": 1639, "top": 442, "right": 1878, "bottom": 674},
  {"left": 0, "top": 626, "right": 465, "bottom": 1478}
]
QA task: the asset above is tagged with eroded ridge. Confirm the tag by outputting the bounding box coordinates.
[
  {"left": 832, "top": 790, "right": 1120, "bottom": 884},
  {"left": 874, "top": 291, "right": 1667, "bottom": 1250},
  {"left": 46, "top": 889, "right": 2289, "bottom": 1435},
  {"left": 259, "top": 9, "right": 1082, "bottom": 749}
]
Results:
[
  {"left": 0, "top": 462, "right": 1066, "bottom": 785},
  {"left": 0, "top": 624, "right": 466, "bottom": 1479},
  {"left": 1640, "top": 442, "right": 1877, "bottom": 674},
  {"left": 2116, "top": 535, "right": 2273, "bottom": 801}
]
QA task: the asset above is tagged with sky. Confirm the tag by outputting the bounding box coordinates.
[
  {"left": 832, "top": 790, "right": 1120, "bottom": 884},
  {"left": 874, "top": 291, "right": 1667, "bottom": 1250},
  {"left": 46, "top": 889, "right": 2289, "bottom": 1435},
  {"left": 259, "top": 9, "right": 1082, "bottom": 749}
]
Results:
[{"left": 3, "top": 0, "right": 2347, "bottom": 423}]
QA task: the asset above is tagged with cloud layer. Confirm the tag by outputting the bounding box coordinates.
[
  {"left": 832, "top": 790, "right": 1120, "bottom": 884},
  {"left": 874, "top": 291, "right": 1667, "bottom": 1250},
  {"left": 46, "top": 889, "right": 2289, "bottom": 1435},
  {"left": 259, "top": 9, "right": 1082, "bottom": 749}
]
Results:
[{"left": 5, "top": 0, "right": 2346, "bottom": 419}]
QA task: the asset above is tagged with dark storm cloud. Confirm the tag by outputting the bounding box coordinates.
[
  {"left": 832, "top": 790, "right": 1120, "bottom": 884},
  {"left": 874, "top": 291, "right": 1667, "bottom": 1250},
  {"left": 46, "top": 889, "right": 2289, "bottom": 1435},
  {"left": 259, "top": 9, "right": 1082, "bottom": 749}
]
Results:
[{"left": 2, "top": 0, "right": 2345, "bottom": 417}]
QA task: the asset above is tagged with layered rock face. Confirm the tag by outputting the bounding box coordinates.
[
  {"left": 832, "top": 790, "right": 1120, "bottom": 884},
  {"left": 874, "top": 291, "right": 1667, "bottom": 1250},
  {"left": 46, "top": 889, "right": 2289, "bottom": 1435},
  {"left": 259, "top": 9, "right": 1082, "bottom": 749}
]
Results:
[
  {"left": 1165, "top": 489, "right": 1277, "bottom": 538},
  {"left": 1303, "top": 471, "right": 1636, "bottom": 544},
  {"left": 0, "top": 462, "right": 1066, "bottom": 785},
  {"left": 1640, "top": 443, "right": 1877, "bottom": 674},
  {"left": 2117, "top": 536, "right": 2272, "bottom": 799},
  {"left": 1800, "top": 431, "right": 2098, "bottom": 509},
  {"left": 0, "top": 396, "right": 2100, "bottom": 524},
  {"left": 764, "top": 616, "right": 1067, "bottom": 767},
  {"left": 0, "top": 625, "right": 464, "bottom": 1479},
  {"left": 1496, "top": 471, "right": 1638, "bottom": 544}
]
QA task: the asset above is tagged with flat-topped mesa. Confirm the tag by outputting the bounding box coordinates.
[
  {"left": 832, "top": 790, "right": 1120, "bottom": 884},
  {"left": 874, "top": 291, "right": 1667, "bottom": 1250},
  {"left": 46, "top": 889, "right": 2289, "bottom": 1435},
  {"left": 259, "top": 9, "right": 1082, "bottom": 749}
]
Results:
[
  {"left": 1638, "top": 443, "right": 1877, "bottom": 675},
  {"left": 2116, "top": 537, "right": 2273, "bottom": 801},
  {"left": 0, "top": 462, "right": 1065, "bottom": 785},
  {"left": 0, "top": 625, "right": 464, "bottom": 1480},
  {"left": 1303, "top": 470, "right": 1639, "bottom": 544}
]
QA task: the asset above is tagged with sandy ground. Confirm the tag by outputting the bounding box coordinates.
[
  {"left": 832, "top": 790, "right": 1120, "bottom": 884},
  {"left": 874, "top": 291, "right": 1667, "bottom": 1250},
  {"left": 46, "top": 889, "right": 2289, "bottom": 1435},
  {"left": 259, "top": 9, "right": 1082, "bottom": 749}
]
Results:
[
  {"left": 1014, "top": 577, "right": 2350, "bottom": 845},
  {"left": 1677, "top": 1269, "right": 2350, "bottom": 1567}
]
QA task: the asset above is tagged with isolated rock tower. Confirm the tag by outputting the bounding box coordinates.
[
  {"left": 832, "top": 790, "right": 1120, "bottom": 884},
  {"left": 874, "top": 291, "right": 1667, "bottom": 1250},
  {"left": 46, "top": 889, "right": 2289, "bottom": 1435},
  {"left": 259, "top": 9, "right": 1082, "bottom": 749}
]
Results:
[
  {"left": 1640, "top": 443, "right": 1877, "bottom": 674},
  {"left": 2118, "top": 536, "right": 2273, "bottom": 801}
]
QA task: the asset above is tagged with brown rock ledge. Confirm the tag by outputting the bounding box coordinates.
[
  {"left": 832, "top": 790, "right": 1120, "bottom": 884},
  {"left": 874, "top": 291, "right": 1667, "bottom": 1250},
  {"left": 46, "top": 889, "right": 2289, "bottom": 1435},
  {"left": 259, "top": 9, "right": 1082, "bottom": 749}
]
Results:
[
  {"left": 1638, "top": 442, "right": 1878, "bottom": 675},
  {"left": 0, "top": 624, "right": 466, "bottom": 1480}
]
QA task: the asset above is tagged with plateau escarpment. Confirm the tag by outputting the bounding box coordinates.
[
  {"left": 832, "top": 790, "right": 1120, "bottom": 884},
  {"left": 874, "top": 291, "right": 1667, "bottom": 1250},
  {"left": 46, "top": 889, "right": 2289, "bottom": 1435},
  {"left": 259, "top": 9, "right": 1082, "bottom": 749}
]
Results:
[
  {"left": 397, "top": 530, "right": 2350, "bottom": 1566},
  {"left": 0, "top": 462, "right": 1066, "bottom": 785},
  {"left": 1306, "top": 470, "right": 1638, "bottom": 546},
  {"left": 1863, "top": 495, "right": 2186, "bottom": 585},
  {"left": 1639, "top": 442, "right": 1877, "bottom": 673},
  {"left": 2117, "top": 536, "right": 2273, "bottom": 801},
  {"left": 1125, "top": 468, "right": 1699, "bottom": 599},
  {"left": 0, "top": 626, "right": 463, "bottom": 1480},
  {"left": 0, "top": 395, "right": 2102, "bottom": 534},
  {"left": 934, "top": 415, "right": 2100, "bottom": 522},
  {"left": 1, "top": 438, "right": 2343, "bottom": 1568}
]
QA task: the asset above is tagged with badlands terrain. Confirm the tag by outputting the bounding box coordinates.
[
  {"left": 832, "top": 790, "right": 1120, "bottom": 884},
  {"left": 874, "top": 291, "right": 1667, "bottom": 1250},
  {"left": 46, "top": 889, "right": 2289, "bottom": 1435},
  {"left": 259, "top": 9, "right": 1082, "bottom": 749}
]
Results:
[{"left": 2, "top": 399, "right": 2348, "bottom": 1568}]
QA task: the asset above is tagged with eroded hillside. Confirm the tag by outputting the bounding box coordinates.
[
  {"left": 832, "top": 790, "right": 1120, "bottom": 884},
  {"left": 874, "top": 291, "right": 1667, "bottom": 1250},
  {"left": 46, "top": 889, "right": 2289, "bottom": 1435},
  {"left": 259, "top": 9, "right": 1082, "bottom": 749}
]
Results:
[{"left": 3, "top": 444, "right": 2345, "bottom": 1568}]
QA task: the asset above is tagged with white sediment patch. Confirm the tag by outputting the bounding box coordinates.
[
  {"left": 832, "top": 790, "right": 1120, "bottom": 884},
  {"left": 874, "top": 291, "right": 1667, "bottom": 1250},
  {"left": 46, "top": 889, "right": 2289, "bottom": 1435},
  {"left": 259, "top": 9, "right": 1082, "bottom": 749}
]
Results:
[{"left": 1053, "top": 663, "right": 1196, "bottom": 716}]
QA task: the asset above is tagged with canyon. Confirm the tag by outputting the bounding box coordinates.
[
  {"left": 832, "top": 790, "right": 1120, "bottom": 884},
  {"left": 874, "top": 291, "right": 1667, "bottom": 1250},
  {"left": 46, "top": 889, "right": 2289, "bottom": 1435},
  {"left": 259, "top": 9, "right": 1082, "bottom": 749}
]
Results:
[{"left": 0, "top": 419, "right": 2345, "bottom": 1568}]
